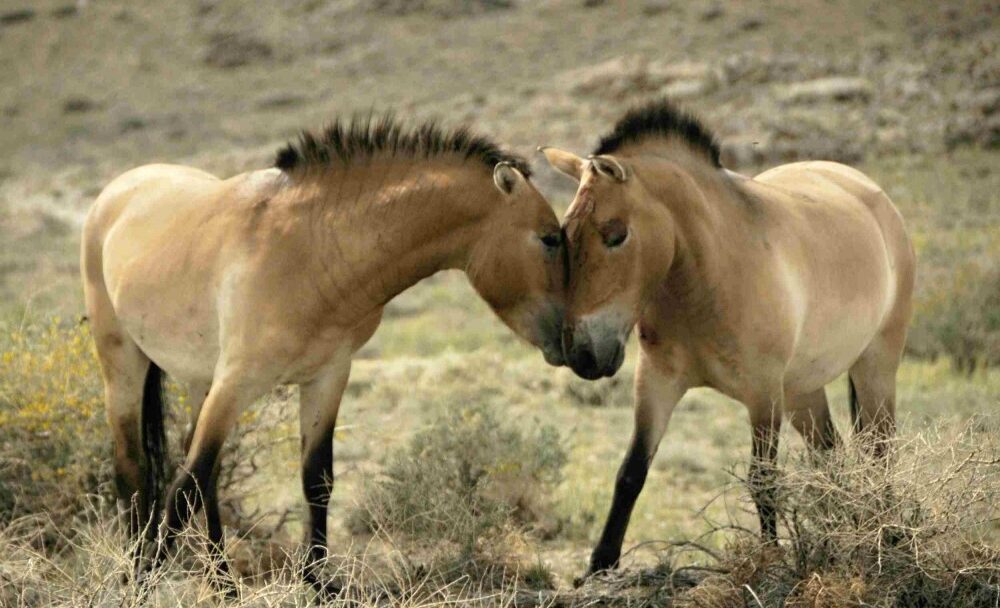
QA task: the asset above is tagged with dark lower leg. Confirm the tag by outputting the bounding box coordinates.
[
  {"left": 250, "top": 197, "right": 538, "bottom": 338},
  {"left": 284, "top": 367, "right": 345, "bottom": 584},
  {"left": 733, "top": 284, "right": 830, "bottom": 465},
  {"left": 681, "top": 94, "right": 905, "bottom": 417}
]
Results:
[
  {"left": 301, "top": 426, "right": 337, "bottom": 595},
  {"left": 203, "top": 462, "right": 234, "bottom": 590},
  {"left": 750, "top": 419, "right": 780, "bottom": 542},
  {"left": 588, "top": 437, "right": 651, "bottom": 574},
  {"left": 155, "top": 439, "right": 223, "bottom": 564}
]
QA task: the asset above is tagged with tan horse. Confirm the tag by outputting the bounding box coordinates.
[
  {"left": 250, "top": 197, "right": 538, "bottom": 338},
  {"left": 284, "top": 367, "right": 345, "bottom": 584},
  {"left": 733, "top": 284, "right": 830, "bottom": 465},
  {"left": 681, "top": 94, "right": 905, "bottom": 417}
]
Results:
[
  {"left": 541, "top": 99, "right": 915, "bottom": 579},
  {"left": 81, "top": 115, "right": 566, "bottom": 593}
]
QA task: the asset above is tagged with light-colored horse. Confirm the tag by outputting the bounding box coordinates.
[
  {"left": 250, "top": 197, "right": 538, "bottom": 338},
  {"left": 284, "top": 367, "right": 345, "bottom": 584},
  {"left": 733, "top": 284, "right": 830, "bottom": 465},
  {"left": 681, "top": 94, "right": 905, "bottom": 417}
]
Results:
[
  {"left": 542, "top": 99, "right": 915, "bottom": 579},
  {"left": 81, "top": 116, "right": 566, "bottom": 593}
]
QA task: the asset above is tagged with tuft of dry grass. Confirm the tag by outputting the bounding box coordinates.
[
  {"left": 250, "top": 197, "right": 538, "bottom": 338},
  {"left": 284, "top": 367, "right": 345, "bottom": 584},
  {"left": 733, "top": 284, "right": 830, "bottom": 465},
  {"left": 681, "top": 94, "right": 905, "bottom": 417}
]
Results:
[{"left": 656, "top": 421, "right": 1000, "bottom": 607}]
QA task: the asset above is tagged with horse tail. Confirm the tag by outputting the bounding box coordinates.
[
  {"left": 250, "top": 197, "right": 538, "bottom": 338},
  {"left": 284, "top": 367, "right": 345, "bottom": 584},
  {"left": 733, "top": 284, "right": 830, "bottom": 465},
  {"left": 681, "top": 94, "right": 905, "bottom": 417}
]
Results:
[
  {"left": 141, "top": 362, "right": 168, "bottom": 529},
  {"left": 848, "top": 375, "right": 860, "bottom": 434}
]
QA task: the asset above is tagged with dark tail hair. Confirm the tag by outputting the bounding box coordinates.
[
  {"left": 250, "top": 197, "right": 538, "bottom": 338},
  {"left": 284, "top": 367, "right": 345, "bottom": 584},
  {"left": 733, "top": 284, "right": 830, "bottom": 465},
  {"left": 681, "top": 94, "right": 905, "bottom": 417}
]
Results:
[
  {"left": 848, "top": 375, "right": 860, "bottom": 434},
  {"left": 141, "top": 362, "right": 168, "bottom": 529}
]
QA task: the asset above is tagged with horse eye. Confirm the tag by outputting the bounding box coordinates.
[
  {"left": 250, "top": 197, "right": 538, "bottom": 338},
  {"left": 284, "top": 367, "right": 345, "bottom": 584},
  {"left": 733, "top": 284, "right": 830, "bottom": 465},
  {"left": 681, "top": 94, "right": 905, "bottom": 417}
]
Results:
[
  {"left": 540, "top": 233, "right": 562, "bottom": 248},
  {"left": 602, "top": 220, "right": 628, "bottom": 248},
  {"left": 605, "top": 231, "right": 627, "bottom": 248}
]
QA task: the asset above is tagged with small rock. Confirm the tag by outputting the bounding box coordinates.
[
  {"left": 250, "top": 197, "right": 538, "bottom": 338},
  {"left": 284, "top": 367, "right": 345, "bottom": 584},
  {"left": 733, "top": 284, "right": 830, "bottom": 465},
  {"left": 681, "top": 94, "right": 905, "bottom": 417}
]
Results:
[
  {"left": 700, "top": 5, "right": 723, "bottom": 21},
  {"left": 255, "top": 93, "right": 306, "bottom": 109},
  {"left": 659, "top": 78, "right": 711, "bottom": 100},
  {"left": 371, "top": 0, "right": 514, "bottom": 16},
  {"left": 562, "top": 56, "right": 715, "bottom": 100},
  {"left": 63, "top": 97, "right": 99, "bottom": 114},
  {"left": 648, "top": 59, "right": 712, "bottom": 82},
  {"left": 50, "top": 5, "right": 78, "bottom": 19},
  {"left": 0, "top": 8, "right": 35, "bottom": 25},
  {"left": 740, "top": 17, "right": 764, "bottom": 30},
  {"left": 196, "top": 0, "right": 219, "bottom": 15},
  {"left": 204, "top": 32, "right": 273, "bottom": 69},
  {"left": 119, "top": 117, "right": 147, "bottom": 133},
  {"left": 777, "top": 77, "right": 874, "bottom": 104},
  {"left": 642, "top": 0, "right": 671, "bottom": 15}
]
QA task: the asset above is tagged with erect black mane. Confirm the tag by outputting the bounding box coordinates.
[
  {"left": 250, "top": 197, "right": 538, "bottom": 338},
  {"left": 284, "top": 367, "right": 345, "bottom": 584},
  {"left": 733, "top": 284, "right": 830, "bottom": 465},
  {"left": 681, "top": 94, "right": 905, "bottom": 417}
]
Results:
[
  {"left": 274, "top": 113, "right": 532, "bottom": 177},
  {"left": 593, "top": 99, "right": 722, "bottom": 168}
]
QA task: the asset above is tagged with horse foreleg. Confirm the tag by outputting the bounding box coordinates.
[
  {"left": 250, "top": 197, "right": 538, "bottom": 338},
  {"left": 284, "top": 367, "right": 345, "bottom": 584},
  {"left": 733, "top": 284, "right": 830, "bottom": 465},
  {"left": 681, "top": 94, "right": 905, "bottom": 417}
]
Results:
[
  {"left": 182, "top": 381, "right": 211, "bottom": 454},
  {"left": 155, "top": 376, "right": 258, "bottom": 582},
  {"left": 582, "top": 352, "right": 688, "bottom": 582},
  {"left": 298, "top": 353, "right": 352, "bottom": 599},
  {"left": 748, "top": 393, "right": 783, "bottom": 542}
]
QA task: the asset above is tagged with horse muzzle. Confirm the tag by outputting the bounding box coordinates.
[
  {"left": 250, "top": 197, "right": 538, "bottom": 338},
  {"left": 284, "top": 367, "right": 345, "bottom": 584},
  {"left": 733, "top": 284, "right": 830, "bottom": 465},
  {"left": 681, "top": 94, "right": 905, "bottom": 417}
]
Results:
[{"left": 562, "top": 317, "right": 626, "bottom": 380}]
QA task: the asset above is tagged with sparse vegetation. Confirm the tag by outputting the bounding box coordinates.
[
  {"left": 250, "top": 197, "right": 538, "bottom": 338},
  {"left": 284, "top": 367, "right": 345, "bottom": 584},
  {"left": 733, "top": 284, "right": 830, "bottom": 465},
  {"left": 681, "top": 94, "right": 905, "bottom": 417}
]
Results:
[
  {"left": 1, "top": 0, "right": 998, "bottom": 605},
  {"left": 920, "top": 261, "right": 1000, "bottom": 374},
  {"left": 0, "top": 318, "right": 298, "bottom": 547},
  {"left": 0, "top": 319, "right": 109, "bottom": 531},
  {"left": 349, "top": 402, "right": 566, "bottom": 551}
]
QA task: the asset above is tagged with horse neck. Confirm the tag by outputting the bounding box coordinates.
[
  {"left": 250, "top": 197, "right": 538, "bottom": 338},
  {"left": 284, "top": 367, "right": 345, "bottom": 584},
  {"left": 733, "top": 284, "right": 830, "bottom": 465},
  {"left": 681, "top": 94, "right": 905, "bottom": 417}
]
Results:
[
  {"left": 654, "top": 153, "right": 754, "bottom": 310},
  {"left": 301, "top": 160, "right": 498, "bottom": 321}
]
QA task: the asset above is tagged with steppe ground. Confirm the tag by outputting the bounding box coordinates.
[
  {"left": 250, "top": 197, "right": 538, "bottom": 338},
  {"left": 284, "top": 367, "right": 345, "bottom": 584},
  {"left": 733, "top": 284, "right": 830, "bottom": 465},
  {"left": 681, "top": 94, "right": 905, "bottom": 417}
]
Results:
[{"left": 0, "top": 0, "right": 998, "bottom": 605}]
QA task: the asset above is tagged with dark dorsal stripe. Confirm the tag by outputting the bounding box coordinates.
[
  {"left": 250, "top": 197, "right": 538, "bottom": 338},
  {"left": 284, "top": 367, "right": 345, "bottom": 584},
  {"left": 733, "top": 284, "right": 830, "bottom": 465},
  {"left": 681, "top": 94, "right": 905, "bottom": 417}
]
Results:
[
  {"left": 274, "top": 113, "right": 532, "bottom": 177},
  {"left": 593, "top": 99, "right": 722, "bottom": 168}
]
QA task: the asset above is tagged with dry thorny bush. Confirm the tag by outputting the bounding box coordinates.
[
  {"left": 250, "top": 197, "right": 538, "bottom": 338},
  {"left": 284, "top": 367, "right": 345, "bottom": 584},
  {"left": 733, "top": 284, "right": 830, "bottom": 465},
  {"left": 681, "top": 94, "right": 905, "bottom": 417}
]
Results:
[
  {"left": 0, "top": 504, "right": 544, "bottom": 607},
  {"left": 656, "top": 421, "right": 1000, "bottom": 608}
]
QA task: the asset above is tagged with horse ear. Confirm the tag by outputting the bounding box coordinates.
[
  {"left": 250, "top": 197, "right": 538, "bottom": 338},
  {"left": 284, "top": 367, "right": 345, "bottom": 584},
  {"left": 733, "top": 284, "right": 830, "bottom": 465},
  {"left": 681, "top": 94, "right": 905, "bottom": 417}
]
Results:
[
  {"left": 589, "top": 155, "right": 628, "bottom": 182},
  {"left": 493, "top": 162, "right": 524, "bottom": 195},
  {"left": 539, "top": 146, "right": 585, "bottom": 181}
]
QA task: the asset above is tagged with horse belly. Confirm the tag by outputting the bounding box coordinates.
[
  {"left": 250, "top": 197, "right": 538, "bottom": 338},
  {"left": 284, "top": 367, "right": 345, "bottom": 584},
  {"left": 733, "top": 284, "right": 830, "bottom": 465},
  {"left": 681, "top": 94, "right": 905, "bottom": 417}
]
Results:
[
  {"left": 782, "top": 289, "right": 887, "bottom": 394},
  {"left": 113, "top": 284, "right": 221, "bottom": 383},
  {"left": 104, "top": 233, "right": 223, "bottom": 384}
]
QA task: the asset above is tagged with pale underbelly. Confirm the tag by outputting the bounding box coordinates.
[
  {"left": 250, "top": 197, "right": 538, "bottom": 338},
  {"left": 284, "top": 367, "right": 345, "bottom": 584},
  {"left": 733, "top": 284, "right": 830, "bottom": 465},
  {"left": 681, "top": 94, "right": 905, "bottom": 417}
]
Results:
[
  {"left": 782, "top": 308, "right": 882, "bottom": 395},
  {"left": 112, "top": 290, "right": 222, "bottom": 384}
]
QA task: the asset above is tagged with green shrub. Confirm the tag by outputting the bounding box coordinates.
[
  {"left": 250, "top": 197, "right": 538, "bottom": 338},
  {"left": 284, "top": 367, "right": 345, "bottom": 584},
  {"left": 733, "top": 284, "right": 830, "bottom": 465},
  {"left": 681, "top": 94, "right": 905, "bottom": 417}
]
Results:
[
  {"left": 913, "top": 261, "right": 1000, "bottom": 374},
  {"left": 349, "top": 402, "right": 566, "bottom": 556},
  {"left": 0, "top": 318, "right": 296, "bottom": 546},
  {"left": 0, "top": 319, "right": 111, "bottom": 531}
]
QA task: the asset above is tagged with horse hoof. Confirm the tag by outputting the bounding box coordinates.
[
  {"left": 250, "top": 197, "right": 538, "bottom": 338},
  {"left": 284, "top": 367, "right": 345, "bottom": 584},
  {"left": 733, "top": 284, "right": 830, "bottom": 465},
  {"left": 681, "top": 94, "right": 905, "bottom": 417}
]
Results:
[
  {"left": 307, "top": 576, "right": 344, "bottom": 604},
  {"left": 573, "top": 568, "right": 601, "bottom": 588}
]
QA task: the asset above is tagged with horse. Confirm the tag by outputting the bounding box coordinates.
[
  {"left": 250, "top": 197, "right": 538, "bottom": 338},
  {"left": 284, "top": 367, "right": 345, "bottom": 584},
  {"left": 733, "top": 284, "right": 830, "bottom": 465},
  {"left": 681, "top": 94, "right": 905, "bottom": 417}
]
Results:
[
  {"left": 540, "top": 99, "right": 915, "bottom": 580},
  {"left": 81, "top": 114, "right": 567, "bottom": 595}
]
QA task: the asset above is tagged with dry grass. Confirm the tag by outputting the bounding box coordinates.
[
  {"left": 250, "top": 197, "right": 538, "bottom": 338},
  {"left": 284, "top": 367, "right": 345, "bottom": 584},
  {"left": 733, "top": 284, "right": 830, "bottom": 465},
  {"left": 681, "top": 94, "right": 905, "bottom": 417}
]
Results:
[
  {"left": 2, "top": 421, "right": 997, "bottom": 606},
  {"left": 1, "top": 1, "right": 998, "bottom": 605},
  {"left": 569, "top": 423, "right": 1000, "bottom": 607}
]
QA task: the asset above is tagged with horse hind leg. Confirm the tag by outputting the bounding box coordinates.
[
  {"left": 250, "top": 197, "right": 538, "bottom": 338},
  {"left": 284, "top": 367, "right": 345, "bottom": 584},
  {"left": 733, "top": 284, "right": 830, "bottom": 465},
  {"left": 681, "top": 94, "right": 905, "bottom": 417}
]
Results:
[
  {"left": 848, "top": 329, "right": 906, "bottom": 457},
  {"left": 92, "top": 327, "right": 152, "bottom": 543},
  {"left": 786, "top": 388, "right": 841, "bottom": 451}
]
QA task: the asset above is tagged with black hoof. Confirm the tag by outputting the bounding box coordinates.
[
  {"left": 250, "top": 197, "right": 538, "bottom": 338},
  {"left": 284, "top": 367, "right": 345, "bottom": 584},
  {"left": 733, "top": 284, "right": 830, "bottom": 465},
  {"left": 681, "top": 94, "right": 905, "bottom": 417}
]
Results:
[
  {"left": 574, "top": 548, "right": 619, "bottom": 587},
  {"left": 305, "top": 573, "right": 343, "bottom": 604}
]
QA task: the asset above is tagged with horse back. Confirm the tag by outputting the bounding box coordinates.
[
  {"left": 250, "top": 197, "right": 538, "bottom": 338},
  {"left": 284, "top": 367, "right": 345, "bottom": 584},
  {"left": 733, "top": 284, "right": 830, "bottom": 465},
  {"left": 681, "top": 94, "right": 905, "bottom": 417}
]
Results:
[
  {"left": 753, "top": 160, "right": 914, "bottom": 286},
  {"left": 743, "top": 161, "right": 915, "bottom": 391}
]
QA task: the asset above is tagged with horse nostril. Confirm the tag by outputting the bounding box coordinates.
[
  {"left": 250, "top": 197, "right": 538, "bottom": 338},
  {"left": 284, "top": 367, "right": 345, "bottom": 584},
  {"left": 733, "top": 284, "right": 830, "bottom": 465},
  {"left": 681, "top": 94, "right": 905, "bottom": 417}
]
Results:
[{"left": 569, "top": 344, "right": 602, "bottom": 380}]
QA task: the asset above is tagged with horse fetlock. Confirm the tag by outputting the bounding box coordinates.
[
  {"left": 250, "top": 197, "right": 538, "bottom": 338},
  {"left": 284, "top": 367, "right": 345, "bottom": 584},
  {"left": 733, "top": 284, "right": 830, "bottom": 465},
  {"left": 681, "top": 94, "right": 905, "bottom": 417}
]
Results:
[{"left": 590, "top": 545, "right": 621, "bottom": 572}]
